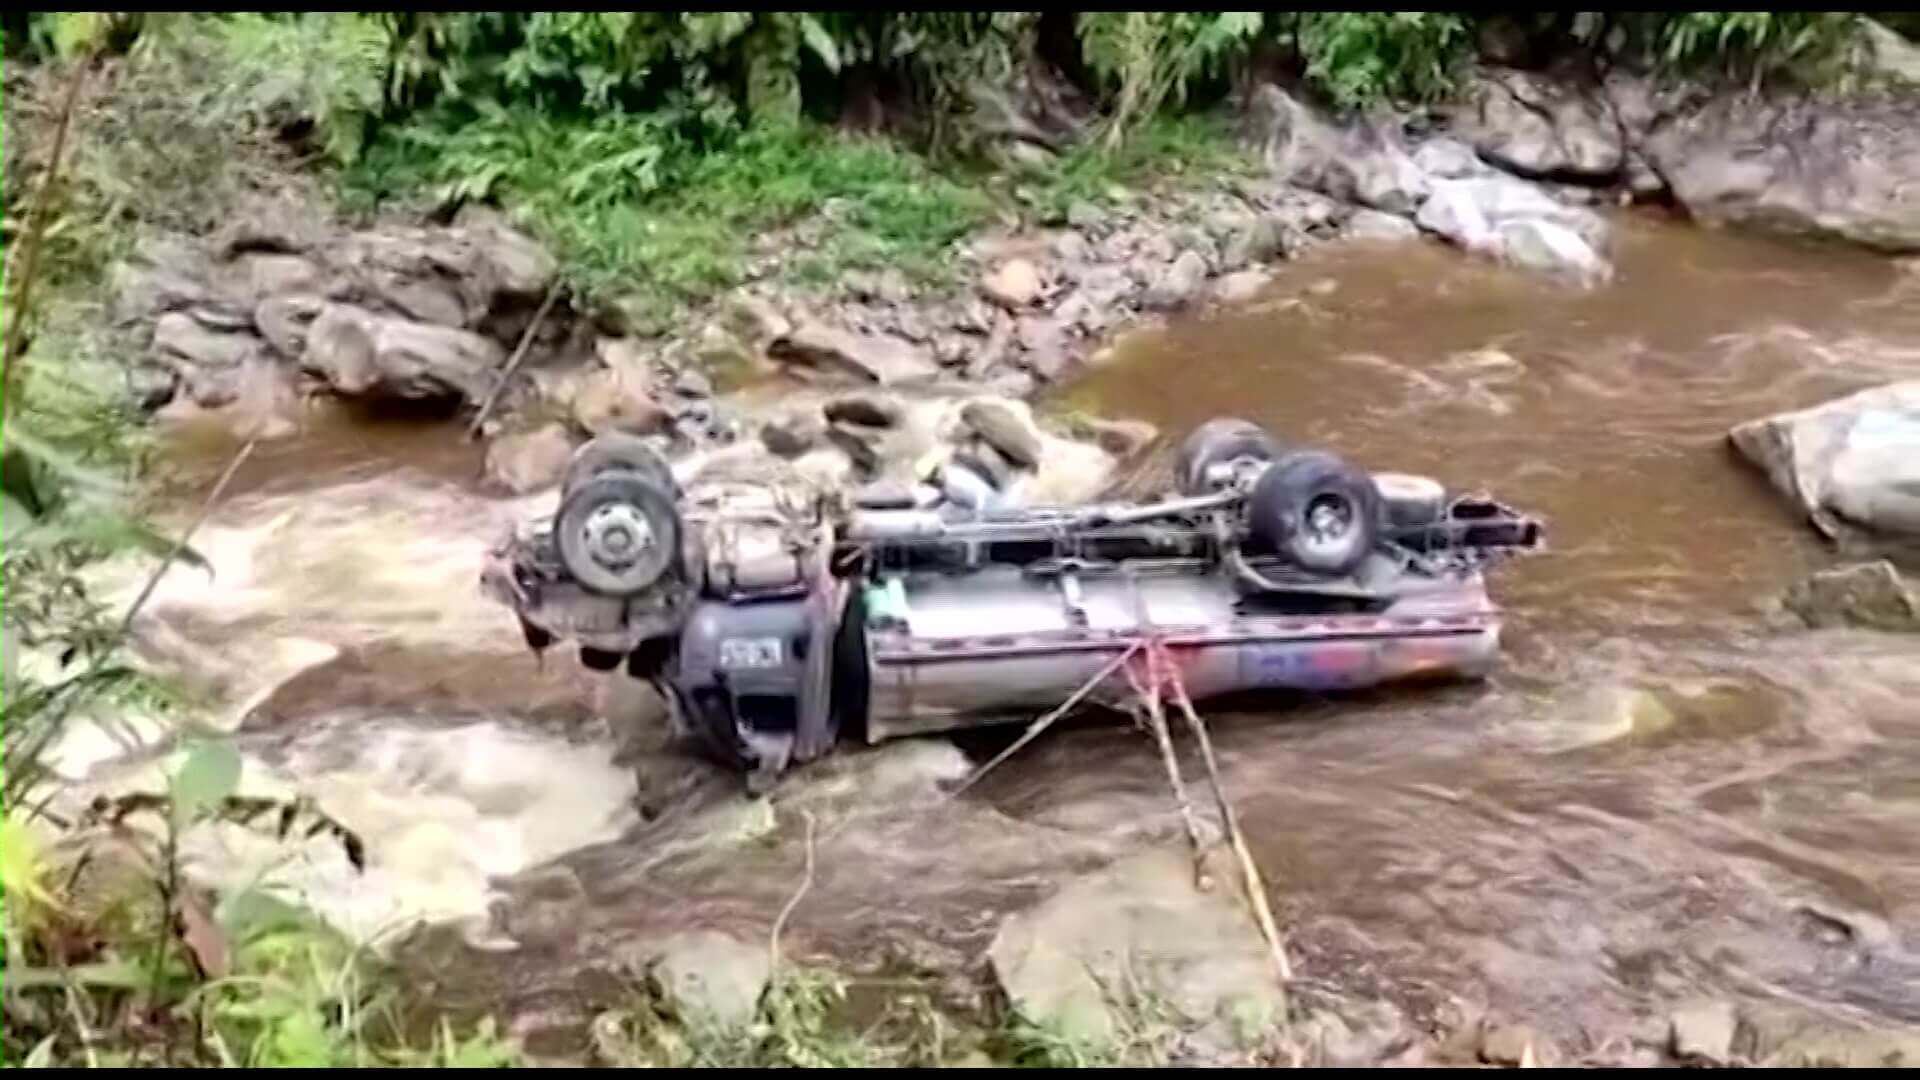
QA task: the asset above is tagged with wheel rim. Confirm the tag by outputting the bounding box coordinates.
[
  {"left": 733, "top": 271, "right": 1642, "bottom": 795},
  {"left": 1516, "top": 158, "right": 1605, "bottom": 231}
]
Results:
[
  {"left": 580, "top": 502, "right": 657, "bottom": 573},
  {"left": 1298, "top": 492, "right": 1358, "bottom": 560}
]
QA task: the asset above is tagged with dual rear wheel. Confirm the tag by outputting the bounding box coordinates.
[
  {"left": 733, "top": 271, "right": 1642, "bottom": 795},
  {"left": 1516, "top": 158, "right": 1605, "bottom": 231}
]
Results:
[{"left": 1174, "top": 416, "right": 1442, "bottom": 577}]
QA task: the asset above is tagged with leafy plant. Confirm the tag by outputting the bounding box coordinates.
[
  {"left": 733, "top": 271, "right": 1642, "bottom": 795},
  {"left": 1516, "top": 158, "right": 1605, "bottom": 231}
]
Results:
[
  {"left": 1077, "top": 12, "right": 1266, "bottom": 149},
  {"left": 1294, "top": 12, "right": 1473, "bottom": 112},
  {"left": 1650, "top": 11, "right": 1863, "bottom": 89}
]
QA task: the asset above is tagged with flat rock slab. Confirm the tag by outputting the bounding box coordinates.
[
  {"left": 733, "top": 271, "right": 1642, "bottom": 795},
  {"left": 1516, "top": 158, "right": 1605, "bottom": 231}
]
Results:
[{"left": 989, "top": 845, "right": 1285, "bottom": 1049}]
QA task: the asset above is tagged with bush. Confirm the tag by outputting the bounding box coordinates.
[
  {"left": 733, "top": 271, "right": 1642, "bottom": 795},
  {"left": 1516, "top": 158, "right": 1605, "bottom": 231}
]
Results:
[{"left": 344, "top": 109, "right": 988, "bottom": 321}]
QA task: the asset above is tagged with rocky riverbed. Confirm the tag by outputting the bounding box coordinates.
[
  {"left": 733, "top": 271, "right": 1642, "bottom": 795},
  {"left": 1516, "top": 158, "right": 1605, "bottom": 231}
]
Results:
[{"left": 34, "top": 62, "right": 1920, "bottom": 1066}]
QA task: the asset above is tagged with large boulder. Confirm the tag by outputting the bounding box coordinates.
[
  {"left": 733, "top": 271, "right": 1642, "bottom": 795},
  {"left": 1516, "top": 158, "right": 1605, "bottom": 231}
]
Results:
[
  {"left": 1496, "top": 218, "right": 1612, "bottom": 285},
  {"left": 768, "top": 320, "right": 940, "bottom": 386},
  {"left": 1781, "top": 560, "right": 1920, "bottom": 632},
  {"left": 335, "top": 221, "right": 558, "bottom": 330},
  {"left": 1639, "top": 90, "right": 1920, "bottom": 253},
  {"left": 304, "top": 303, "right": 505, "bottom": 401},
  {"left": 989, "top": 846, "right": 1286, "bottom": 1049},
  {"left": 1452, "top": 68, "right": 1625, "bottom": 181},
  {"left": 1728, "top": 381, "right": 1920, "bottom": 542},
  {"left": 1416, "top": 175, "right": 1612, "bottom": 283},
  {"left": 1250, "top": 85, "right": 1430, "bottom": 215},
  {"left": 153, "top": 311, "right": 259, "bottom": 370},
  {"left": 1411, "top": 136, "right": 1497, "bottom": 179}
]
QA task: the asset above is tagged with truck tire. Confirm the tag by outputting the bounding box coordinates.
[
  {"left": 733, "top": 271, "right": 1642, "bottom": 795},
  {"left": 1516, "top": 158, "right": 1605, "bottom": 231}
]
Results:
[
  {"left": 555, "top": 473, "right": 681, "bottom": 596},
  {"left": 563, "top": 433, "right": 676, "bottom": 497},
  {"left": 1175, "top": 417, "right": 1283, "bottom": 494},
  {"left": 1249, "top": 449, "right": 1381, "bottom": 577}
]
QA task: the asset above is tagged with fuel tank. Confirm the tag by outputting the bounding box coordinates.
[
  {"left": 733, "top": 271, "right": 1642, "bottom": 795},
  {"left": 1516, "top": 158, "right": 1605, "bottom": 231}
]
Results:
[{"left": 860, "top": 555, "right": 1502, "bottom": 743}]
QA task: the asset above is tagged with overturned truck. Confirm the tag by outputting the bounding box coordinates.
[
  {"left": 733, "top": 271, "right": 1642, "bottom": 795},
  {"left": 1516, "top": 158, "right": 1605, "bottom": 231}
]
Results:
[{"left": 482, "top": 418, "right": 1544, "bottom": 789}]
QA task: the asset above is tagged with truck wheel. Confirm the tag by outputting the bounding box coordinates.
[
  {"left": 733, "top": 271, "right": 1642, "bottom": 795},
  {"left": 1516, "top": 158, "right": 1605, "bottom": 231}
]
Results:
[
  {"left": 555, "top": 473, "right": 680, "bottom": 596},
  {"left": 1175, "top": 417, "right": 1283, "bottom": 494},
  {"left": 1249, "top": 449, "right": 1381, "bottom": 576},
  {"left": 563, "top": 433, "right": 676, "bottom": 496}
]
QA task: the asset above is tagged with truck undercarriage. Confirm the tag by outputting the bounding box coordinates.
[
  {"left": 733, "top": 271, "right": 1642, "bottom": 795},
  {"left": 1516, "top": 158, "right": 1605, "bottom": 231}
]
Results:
[{"left": 481, "top": 417, "right": 1544, "bottom": 790}]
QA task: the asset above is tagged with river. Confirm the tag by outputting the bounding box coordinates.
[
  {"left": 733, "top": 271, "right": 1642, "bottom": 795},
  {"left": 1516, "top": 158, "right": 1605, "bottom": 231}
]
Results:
[{"left": 118, "top": 214, "right": 1920, "bottom": 1059}]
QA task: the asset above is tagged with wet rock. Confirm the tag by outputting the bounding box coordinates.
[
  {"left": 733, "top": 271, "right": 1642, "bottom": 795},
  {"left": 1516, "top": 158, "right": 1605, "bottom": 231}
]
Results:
[
  {"left": 1026, "top": 432, "right": 1118, "bottom": 505},
  {"left": 503, "top": 864, "right": 587, "bottom": 946},
  {"left": 691, "top": 324, "right": 755, "bottom": 383},
  {"left": 240, "top": 253, "right": 323, "bottom": 300},
  {"left": 1412, "top": 136, "right": 1494, "bottom": 179},
  {"left": 1480, "top": 1022, "right": 1552, "bottom": 1066},
  {"left": 215, "top": 197, "right": 325, "bottom": 258},
  {"left": 1143, "top": 250, "right": 1210, "bottom": 311},
  {"left": 1053, "top": 230, "right": 1093, "bottom": 264},
  {"left": 982, "top": 258, "right": 1044, "bottom": 310},
  {"left": 1078, "top": 263, "right": 1135, "bottom": 314},
  {"left": 1426, "top": 175, "right": 1610, "bottom": 251},
  {"left": 674, "top": 366, "right": 714, "bottom": 400},
  {"left": 989, "top": 846, "right": 1285, "bottom": 1048},
  {"left": 759, "top": 407, "right": 827, "bottom": 458},
  {"left": 485, "top": 423, "right": 575, "bottom": 494},
  {"left": 1221, "top": 216, "right": 1285, "bottom": 269},
  {"left": 157, "top": 359, "right": 304, "bottom": 443},
  {"left": 1641, "top": 90, "right": 1920, "bottom": 253},
  {"left": 1417, "top": 184, "right": 1496, "bottom": 250},
  {"left": 1728, "top": 380, "right": 1920, "bottom": 541},
  {"left": 111, "top": 240, "right": 211, "bottom": 326},
  {"left": 1075, "top": 416, "right": 1159, "bottom": 458},
  {"left": 1736, "top": 1002, "right": 1920, "bottom": 1067},
  {"left": 643, "top": 930, "right": 770, "bottom": 1028},
  {"left": 1624, "top": 150, "right": 1669, "bottom": 200},
  {"left": 452, "top": 205, "right": 559, "bottom": 302},
  {"left": 770, "top": 320, "right": 939, "bottom": 386},
  {"left": 129, "top": 364, "right": 179, "bottom": 412},
  {"left": 933, "top": 333, "right": 972, "bottom": 368},
  {"left": 1782, "top": 560, "right": 1920, "bottom": 632},
  {"left": 824, "top": 392, "right": 904, "bottom": 429},
  {"left": 1417, "top": 175, "right": 1612, "bottom": 282},
  {"left": 1670, "top": 999, "right": 1736, "bottom": 1063},
  {"left": 1346, "top": 209, "right": 1422, "bottom": 243},
  {"left": 153, "top": 311, "right": 258, "bottom": 370},
  {"left": 304, "top": 304, "right": 505, "bottom": 401},
  {"left": 960, "top": 397, "right": 1045, "bottom": 470},
  {"left": 1050, "top": 290, "right": 1091, "bottom": 334},
  {"left": 570, "top": 367, "right": 673, "bottom": 437},
  {"left": 1015, "top": 315, "right": 1073, "bottom": 382},
  {"left": 984, "top": 368, "right": 1039, "bottom": 401},
  {"left": 1497, "top": 218, "right": 1612, "bottom": 285},
  {"left": 375, "top": 273, "right": 468, "bottom": 328},
  {"left": 1453, "top": 68, "right": 1624, "bottom": 181},
  {"left": 1251, "top": 84, "right": 1430, "bottom": 214},
  {"left": 721, "top": 291, "right": 793, "bottom": 346},
  {"left": 1213, "top": 268, "right": 1273, "bottom": 305}
]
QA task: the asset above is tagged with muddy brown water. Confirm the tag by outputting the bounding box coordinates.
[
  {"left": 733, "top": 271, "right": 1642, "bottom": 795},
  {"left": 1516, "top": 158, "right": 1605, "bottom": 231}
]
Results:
[{"left": 146, "top": 215, "right": 1920, "bottom": 1056}]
